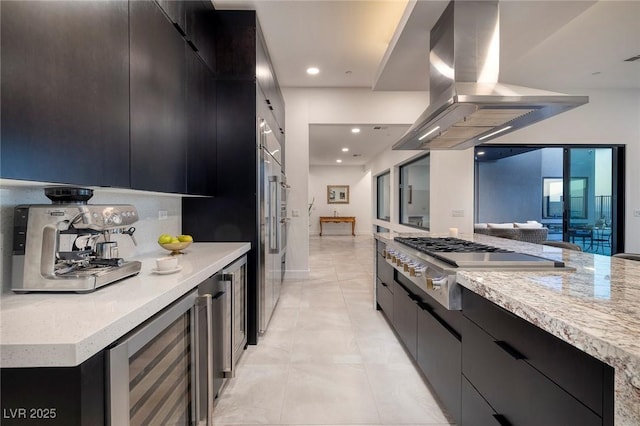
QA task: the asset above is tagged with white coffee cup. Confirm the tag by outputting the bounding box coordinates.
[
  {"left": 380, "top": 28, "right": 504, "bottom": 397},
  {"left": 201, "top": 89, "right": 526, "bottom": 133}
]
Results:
[{"left": 156, "top": 256, "right": 178, "bottom": 271}]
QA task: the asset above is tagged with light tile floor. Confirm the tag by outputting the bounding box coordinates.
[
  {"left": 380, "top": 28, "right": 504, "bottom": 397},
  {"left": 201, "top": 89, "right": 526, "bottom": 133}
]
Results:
[{"left": 213, "top": 235, "right": 454, "bottom": 425}]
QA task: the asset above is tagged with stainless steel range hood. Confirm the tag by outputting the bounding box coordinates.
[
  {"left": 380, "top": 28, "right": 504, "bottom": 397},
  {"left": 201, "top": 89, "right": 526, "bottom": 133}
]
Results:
[{"left": 393, "top": 1, "right": 588, "bottom": 151}]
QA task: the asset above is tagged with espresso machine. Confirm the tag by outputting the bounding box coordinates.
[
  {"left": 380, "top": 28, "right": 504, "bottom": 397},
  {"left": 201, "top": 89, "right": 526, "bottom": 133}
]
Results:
[{"left": 12, "top": 187, "right": 142, "bottom": 293}]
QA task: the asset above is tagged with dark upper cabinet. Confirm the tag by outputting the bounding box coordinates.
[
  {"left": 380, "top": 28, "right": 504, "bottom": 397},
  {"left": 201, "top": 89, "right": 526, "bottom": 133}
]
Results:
[
  {"left": 0, "top": 1, "right": 130, "bottom": 187},
  {"left": 155, "top": 0, "right": 186, "bottom": 34},
  {"left": 130, "top": 0, "right": 187, "bottom": 193},
  {"left": 215, "top": 10, "right": 285, "bottom": 142},
  {"left": 186, "top": 49, "right": 216, "bottom": 196},
  {"left": 256, "top": 26, "right": 285, "bottom": 138},
  {"left": 185, "top": 0, "right": 217, "bottom": 74}
]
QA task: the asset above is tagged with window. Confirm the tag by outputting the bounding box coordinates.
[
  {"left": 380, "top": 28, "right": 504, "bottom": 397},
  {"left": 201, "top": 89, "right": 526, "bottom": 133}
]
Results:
[
  {"left": 400, "top": 154, "right": 430, "bottom": 229},
  {"left": 376, "top": 172, "right": 390, "bottom": 221},
  {"left": 543, "top": 177, "right": 563, "bottom": 219}
]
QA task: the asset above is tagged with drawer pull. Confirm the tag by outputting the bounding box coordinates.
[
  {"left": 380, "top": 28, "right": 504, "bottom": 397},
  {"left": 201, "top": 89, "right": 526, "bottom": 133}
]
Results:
[
  {"left": 494, "top": 340, "right": 526, "bottom": 360},
  {"left": 492, "top": 414, "right": 512, "bottom": 426}
]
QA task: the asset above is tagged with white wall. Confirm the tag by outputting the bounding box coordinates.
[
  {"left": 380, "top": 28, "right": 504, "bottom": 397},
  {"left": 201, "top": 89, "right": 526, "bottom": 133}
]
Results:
[
  {"left": 283, "top": 88, "right": 429, "bottom": 277},
  {"left": 0, "top": 181, "right": 182, "bottom": 293},
  {"left": 308, "top": 166, "right": 372, "bottom": 236}
]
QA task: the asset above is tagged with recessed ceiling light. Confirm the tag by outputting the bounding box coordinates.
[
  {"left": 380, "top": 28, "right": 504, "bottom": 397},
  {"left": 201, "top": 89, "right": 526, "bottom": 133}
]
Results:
[
  {"left": 306, "top": 67, "right": 320, "bottom": 75},
  {"left": 351, "top": 128, "right": 360, "bottom": 134},
  {"left": 477, "top": 151, "right": 485, "bottom": 155},
  {"left": 342, "top": 147, "right": 349, "bottom": 152},
  {"left": 336, "top": 159, "right": 343, "bottom": 163}
]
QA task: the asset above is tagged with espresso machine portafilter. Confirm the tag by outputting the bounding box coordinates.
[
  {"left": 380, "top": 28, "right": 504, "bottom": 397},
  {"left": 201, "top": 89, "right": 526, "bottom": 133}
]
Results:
[{"left": 11, "top": 187, "right": 142, "bottom": 293}]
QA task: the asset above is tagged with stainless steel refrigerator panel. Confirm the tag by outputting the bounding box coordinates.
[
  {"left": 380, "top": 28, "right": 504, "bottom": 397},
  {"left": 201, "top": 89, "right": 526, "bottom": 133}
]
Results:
[{"left": 258, "top": 118, "right": 283, "bottom": 335}]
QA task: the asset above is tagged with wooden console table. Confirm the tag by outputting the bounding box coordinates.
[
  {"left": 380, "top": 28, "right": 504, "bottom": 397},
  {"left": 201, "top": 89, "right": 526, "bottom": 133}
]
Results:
[{"left": 319, "top": 216, "right": 356, "bottom": 236}]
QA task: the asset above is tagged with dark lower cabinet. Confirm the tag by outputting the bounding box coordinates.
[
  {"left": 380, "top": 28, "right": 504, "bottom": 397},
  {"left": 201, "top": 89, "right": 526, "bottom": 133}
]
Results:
[
  {"left": 0, "top": 0, "right": 130, "bottom": 187},
  {"left": 376, "top": 277, "right": 394, "bottom": 320},
  {"left": 461, "top": 376, "right": 502, "bottom": 426},
  {"left": 462, "top": 288, "right": 612, "bottom": 426},
  {"left": 416, "top": 303, "right": 461, "bottom": 424},
  {"left": 393, "top": 283, "right": 418, "bottom": 359},
  {"left": 0, "top": 352, "right": 104, "bottom": 426},
  {"left": 130, "top": 0, "right": 187, "bottom": 193},
  {"left": 463, "top": 316, "right": 601, "bottom": 426},
  {"left": 376, "top": 252, "right": 394, "bottom": 287}
]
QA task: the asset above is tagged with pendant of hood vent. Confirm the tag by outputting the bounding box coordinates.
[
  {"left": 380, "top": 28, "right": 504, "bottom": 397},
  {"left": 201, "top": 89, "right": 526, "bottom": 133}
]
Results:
[{"left": 393, "top": 1, "right": 588, "bottom": 151}]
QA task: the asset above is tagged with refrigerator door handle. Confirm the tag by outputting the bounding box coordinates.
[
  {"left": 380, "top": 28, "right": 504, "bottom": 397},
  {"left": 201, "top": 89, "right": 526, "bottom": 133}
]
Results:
[{"left": 269, "top": 176, "right": 279, "bottom": 253}]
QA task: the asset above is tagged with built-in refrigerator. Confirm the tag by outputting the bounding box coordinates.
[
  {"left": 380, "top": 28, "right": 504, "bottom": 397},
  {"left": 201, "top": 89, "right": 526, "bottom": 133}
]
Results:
[
  {"left": 182, "top": 10, "right": 286, "bottom": 345},
  {"left": 259, "top": 118, "right": 284, "bottom": 332}
]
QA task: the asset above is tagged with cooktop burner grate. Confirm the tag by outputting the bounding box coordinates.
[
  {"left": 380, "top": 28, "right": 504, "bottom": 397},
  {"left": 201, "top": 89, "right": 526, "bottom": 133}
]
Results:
[{"left": 394, "top": 237, "right": 513, "bottom": 255}]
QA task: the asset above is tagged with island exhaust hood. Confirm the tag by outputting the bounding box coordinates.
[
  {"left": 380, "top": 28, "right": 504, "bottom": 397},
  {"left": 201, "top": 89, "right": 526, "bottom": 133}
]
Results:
[{"left": 393, "top": 0, "right": 588, "bottom": 151}]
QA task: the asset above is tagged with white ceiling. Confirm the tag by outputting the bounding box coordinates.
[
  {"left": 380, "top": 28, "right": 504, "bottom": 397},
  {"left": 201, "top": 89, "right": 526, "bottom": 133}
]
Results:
[
  {"left": 213, "top": 0, "right": 640, "bottom": 165},
  {"left": 309, "top": 124, "right": 411, "bottom": 166}
]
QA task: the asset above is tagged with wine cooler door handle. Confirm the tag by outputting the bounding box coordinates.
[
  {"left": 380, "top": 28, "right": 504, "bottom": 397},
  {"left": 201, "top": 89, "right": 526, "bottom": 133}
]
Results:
[
  {"left": 205, "top": 295, "right": 214, "bottom": 426},
  {"left": 222, "top": 280, "right": 233, "bottom": 377}
]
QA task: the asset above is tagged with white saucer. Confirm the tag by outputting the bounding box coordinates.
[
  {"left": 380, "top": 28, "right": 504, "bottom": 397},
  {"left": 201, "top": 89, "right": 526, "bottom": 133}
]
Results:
[{"left": 151, "top": 265, "right": 183, "bottom": 275}]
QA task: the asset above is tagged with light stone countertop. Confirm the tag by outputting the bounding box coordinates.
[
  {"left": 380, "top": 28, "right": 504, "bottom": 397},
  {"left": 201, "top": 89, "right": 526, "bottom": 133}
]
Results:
[
  {"left": 375, "top": 232, "right": 640, "bottom": 425},
  {"left": 0, "top": 242, "right": 250, "bottom": 368}
]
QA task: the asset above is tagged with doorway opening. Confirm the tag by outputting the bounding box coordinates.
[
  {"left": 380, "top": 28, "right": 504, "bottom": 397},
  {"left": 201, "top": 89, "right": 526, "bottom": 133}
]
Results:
[{"left": 475, "top": 145, "right": 625, "bottom": 255}]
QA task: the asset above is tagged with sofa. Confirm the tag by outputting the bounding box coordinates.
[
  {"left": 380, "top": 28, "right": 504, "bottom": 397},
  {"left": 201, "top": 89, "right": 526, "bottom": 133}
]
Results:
[{"left": 474, "top": 222, "right": 549, "bottom": 244}]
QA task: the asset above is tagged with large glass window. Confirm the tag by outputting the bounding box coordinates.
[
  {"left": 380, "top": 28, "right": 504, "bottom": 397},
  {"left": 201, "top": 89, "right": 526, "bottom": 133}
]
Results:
[
  {"left": 475, "top": 145, "right": 624, "bottom": 256},
  {"left": 376, "top": 172, "right": 390, "bottom": 221},
  {"left": 400, "top": 154, "right": 430, "bottom": 229}
]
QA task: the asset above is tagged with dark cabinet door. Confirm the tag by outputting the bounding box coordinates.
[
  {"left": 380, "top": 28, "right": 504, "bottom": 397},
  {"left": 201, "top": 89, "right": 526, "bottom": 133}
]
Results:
[
  {"left": 130, "top": 0, "right": 187, "bottom": 193},
  {"left": 461, "top": 377, "right": 502, "bottom": 426},
  {"left": 185, "top": 49, "right": 216, "bottom": 196},
  {"left": 376, "top": 278, "right": 394, "bottom": 321},
  {"left": 155, "top": 0, "right": 186, "bottom": 33},
  {"left": 185, "top": 0, "right": 216, "bottom": 73},
  {"left": 0, "top": 1, "right": 129, "bottom": 187},
  {"left": 416, "top": 304, "right": 461, "bottom": 424},
  {"left": 393, "top": 284, "right": 417, "bottom": 358},
  {"left": 376, "top": 253, "right": 394, "bottom": 285}
]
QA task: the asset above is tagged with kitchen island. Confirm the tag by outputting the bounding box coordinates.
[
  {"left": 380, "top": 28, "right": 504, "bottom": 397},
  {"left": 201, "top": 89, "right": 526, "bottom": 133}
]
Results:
[{"left": 375, "top": 232, "right": 640, "bottom": 425}]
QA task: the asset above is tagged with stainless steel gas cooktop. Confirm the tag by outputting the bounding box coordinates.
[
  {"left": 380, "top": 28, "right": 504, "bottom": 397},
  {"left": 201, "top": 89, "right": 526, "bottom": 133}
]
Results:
[
  {"left": 384, "top": 237, "right": 569, "bottom": 310},
  {"left": 393, "top": 237, "right": 565, "bottom": 268}
]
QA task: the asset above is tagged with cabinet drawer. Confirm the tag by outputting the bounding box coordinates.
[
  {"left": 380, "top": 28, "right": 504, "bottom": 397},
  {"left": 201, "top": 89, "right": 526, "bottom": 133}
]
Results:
[
  {"left": 462, "top": 376, "right": 502, "bottom": 426},
  {"left": 462, "top": 288, "right": 611, "bottom": 416},
  {"left": 462, "top": 318, "right": 601, "bottom": 426},
  {"left": 376, "top": 278, "right": 394, "bottom": 321},
  {"left": 393, "top": 284, "right": 418, "bottom": 359},
  {"left": 417, "top": 304, "right": 461, "bottom": 424},
  {"left": 376, "top": 253, "right": 394, "bottom": 286}
]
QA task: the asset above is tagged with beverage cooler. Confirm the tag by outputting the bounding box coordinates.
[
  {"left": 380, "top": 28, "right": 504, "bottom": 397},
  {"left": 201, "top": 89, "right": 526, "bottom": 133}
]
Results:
[{"left": 106, "top": 255, "right": 247, "bottom": 425}]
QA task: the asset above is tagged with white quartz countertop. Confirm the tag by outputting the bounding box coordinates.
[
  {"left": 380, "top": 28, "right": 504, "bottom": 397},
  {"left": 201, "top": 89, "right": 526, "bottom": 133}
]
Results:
[
  {"left": 0, "top": 242, "right": 250, "bottom": 368},
  {"left": 376, "top": 232, "right": 640, "bottom": 425}
]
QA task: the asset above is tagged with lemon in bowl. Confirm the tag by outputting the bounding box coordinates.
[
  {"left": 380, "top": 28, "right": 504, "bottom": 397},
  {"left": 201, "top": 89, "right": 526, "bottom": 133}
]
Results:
[{"left": 158, "top": 234, "right": 193, "bottom": 255}]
